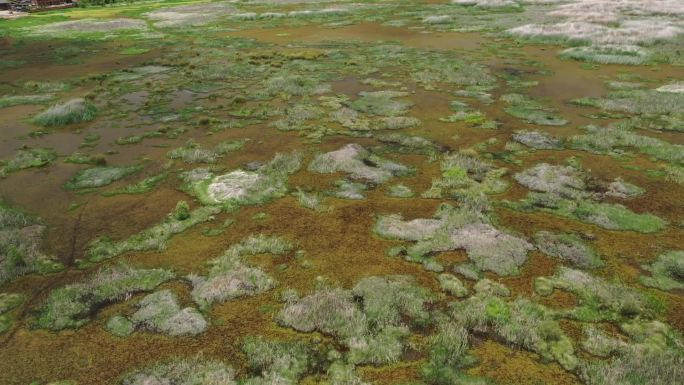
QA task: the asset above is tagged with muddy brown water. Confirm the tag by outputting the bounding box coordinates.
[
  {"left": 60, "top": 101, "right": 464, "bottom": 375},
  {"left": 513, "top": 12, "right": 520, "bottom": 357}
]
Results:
[{"left": 0, "top": 21, "right": 682, "bottom": 385}]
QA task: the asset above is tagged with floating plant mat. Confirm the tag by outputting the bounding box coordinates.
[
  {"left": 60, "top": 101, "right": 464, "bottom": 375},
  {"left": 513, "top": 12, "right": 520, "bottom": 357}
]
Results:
[{"left": 0, "top": 1, "right": 683, "bottom": 385}]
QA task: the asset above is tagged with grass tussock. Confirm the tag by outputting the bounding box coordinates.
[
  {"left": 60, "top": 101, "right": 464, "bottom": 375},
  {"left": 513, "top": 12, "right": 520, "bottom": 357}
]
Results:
[
  {"left": 501, "top": 93, "right": 567, "bottom": 126},
  {"left": 535, "top": 267, "right": 657, "bottom": 321},
  {"left": 189, "top": 234, "right": 292, "bottom": 308},
  {"left": 639, "top": 251, "right": 684, "bottom": 291},
  {"left": 32, "top": 98, "right": 96, "bottom": 127},
  {"left": 86, "top": 204, "right": 220, "bottom": 263},
  {"left": 0, "top": 147, "right": 57, "bottom": 178},
  {"left": 508, "top": 162, "right": 666, "bottom": 233},
  {"left": 167, "top": 139, "right": 246, "bottom": 164},
  {"left": 0, "top": 94, "right": 55, "bottom": 108},
  {"left": 121, "top": 357, "right": 235, "bottom": 385},
  {"left": 65, "top": 164, "right": 143, "bottom": 190},
  {"left": 452, "top": 291, "right": 579, "bottom": 371},
  {"left": 35, "top": 264, "right": 174, "bottom": 330},
  {"left": 0, "top": 293, "right": 23, "bottom": 333},
  {"left": 534, "top": 231, "right": 603, "bottom": 269},
  {"left": 309, "top": 143, "right": 412, "bottom": 184},
  {"left": 182, "top": 151, "right": 302, "bottom": 209},
  {"left": 0, "top": 201, "right": 62, "bottom": 285},
  {"left": 278, "top": 276, "right": 433, "bottom": 365},
  {"left": 376, "top": 202, "right": 532, "bottom": 276},
  {"left": 128, "top": 290, "right": 207, "bottom": 336}
]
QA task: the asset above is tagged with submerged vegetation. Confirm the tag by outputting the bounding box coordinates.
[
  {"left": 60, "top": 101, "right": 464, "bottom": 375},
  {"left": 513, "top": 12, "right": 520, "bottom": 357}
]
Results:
[{"left": 0, "top": 1, "right": 682, "bottom": 384}]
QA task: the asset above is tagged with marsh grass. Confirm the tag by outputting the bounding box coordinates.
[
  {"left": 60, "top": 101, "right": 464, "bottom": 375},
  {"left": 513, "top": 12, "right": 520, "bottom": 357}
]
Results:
[
  {"left": 350, "top": 91, "right": 413, "bottom": 117},
  {"left": 534, "top": 231, "right": 603, "bottom": 269},
  {"left": 387, "top": 184, "right": 414, "bottom": 198},
  {"left": 0, "top": 293, "right": 23, "bottom": 333},
  {"left": 0, "top": 94, "right": 55, "bottom": 108},
  {"left": 102, "top": 171, "right": 169, "bottom": 196},
  {"left": 241, "top": 336, "right": 323, "bottom": 384},
  {"left": 512, "top": 130, "right": 561, "bottom": 150},
  {"left": 0, "top": 201, "right": 62, "bottom": 285},
  {"left": 569, "top": 123, "right": 684, "bottom": 164},
  {"left": 105, "top": 315, "right": 134, "bottom": 337},
  {"left": 279, "top": 276, "right": 432, "bottom": 365},
  {"left": 0, "top": 147, "right": 57, "bottom": 178},
  {"left": 560, "top": 45, "right": 650, "bottom": 65},
  {"left": 438, "top": 274, "right": 468, "bottom": 297},
  {"left": 501, "top": 93, "right": 567, "bottom": 126},
  {"left": 423, "top": 151, "right": 509, "bottom": 199},
  {"left": 513, "top": 163, "right": 591, "bottom": 200},
  {"left": 293, "top": 187, "right": 332, "bottom": 212},
  {"left": 509, "top": 162, "right": 666, "bottom": 233},
  {"left": 581, "top": 334, "right": 684, "bottom": 385},
  {"left": 35, "top": 264, "right": 174, "bottom": 330},
  {"left": 421, "top": 320, "right": 483, "bottom": 385},
  {"left": 537, "top": 267, "right": 656, "bottom": 321},
  {"left": 121, "top": 357, "right": 236, "bottom": 385},
  {"left": 639, "top": 251, "right": 684, "bottom": 291},
  {"left": 86, "top": 205, "right": 220, "bottom": 263},
  {"left": 189, "top": 235, "right": 292, "bottom": 308},
  {"left": 167, "top": 139, "right": 246, "bottom": 164},
  {"left": 65, "top": 164, "right": 144, "bottom": 190},
  {"left": 309, "top": 143, "right": 412, "bottom": 184},
  {"left": 375, "top": 132, "right": 440, "bottom": 158},
  {"left": 376, "top": 202, "right": 531, "bottom": 275},
  {"left": 452, "top": 293, "right": 579, "bottom": 371},
  {"left": 183, "top": 151, "right": 302, "bottom": 209},
  {"left": 32, "top": 98, "right": 97, "bottom": 127},
  {"left": 506, "top": 192, "right": 667, "bottom": 233},
  {"left": 129, "top": 290, "right": 207, "bottom": 336},
  {"left": 331, "top": 179, "right": 367, "bottom": 200},
  {"left": 64, "top": 152, "right": 107, "bottom": 166}
]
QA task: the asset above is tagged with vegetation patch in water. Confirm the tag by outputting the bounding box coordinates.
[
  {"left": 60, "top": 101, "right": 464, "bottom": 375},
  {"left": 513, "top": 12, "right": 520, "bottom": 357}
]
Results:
[
  {"left": 279, "top": 276, "right": 432, "bottom": 365},
  {"left": 85, "top": 204, "right": 220, "bottom": 263},
  {"left": 121, "top": 357, "right": 235, "bottom": 385},
  {"left": 182, "top": 151, "right": 302, "bottom": 209},
  {"left": 512, "top": 130, "right": 562, "bottom": 150},
  {"left": 534, "top": 231, "right": 603, "bottom": 269},
  {"left": 128, "top": 290, "right": 207, "bottom": 336},
  {"left": 376, "top": 202, "right": 532, "bottom": 275},
  {"left": 508, "top": 162, "right": 666, "bottom": 233},
  {"left": 65, "top": 164, "right": 144, "bottom": 190},
  {"left": 535, "top": 267, "right": 657, "bottom": 322},
  {"left": 0, "top": 293, "right": 23, "bottom": 333},
  {"left": 189, "top": 234, "right": 292, "bottom": 308},
  {"left": 35, "top": 264, "right": 174, "bottom": 330},
  {"left": 167, "top": 139, "right": 246, "bottom": 164},
  {"left": 455, "top": 294, "right": 579, "bottom": 371},
  {"left": 309, "top": 143, "right": 413, "bottom": 184},
  {"left": 102, "top": 171, "right": 169, "bottom": 196},
  {"left": 0, "top": 201, "right": 63, "bottom": 285},
  {"left": 0, "top": 94, "right": 55, "bottom": 109},
  {"left": 32, "top": 98, "right": 97, "bottom": 127},
  {"left": 501, "top": 93, "right": 568, "bottom": 126},
  {"left": 639, "top": 251, "right": 684, "bottom": 291},
  {"left": 0, "top": 147, "right": 57, "bottom": 178}
]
